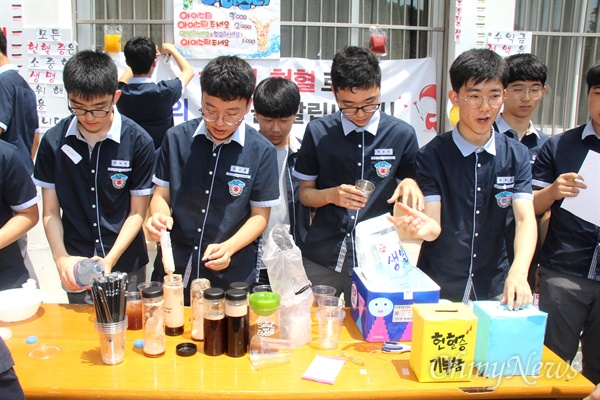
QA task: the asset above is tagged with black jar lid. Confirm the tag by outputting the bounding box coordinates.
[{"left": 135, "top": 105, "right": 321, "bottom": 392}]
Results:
[
  {"left": 142, "top": 285, "right": 163, "bottom": 298},
  {"left": 203, "top": 287, "right": 225, "bottom": 300},
  {"left": 229, "top": 282, "right": 250, "bottom": 292},
  {"left": 226, "top": 288, "right": 248, "bottom": 301}
]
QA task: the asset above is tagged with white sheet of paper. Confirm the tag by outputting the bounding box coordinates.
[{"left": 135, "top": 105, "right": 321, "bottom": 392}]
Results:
[
  {"left": 561, "top": 150, "right": 600, "bottom": 227},
  {"left": 301, "top": 355, "right": 345, "bottom": 385}
]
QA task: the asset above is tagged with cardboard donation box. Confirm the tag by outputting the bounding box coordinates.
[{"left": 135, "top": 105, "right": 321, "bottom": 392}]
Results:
[
  {"left": 410, "top": 303, "right": 478, "bottom": 382},
  {"left": 351, "top": 214, "right": 440, "bottom": 342},
  {"left": 350, "top": 267, "right": 440, "bottom": 342},
  {"left": 473, "top": 301, "right": 547, "bottom": 377}
]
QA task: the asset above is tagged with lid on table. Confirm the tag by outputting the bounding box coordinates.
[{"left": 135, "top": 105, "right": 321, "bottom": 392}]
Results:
[{"left": 249, "top": 292, "right": 280, "bottom": 315}]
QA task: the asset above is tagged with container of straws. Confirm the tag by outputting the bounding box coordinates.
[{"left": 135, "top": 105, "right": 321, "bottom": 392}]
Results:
[{"left": 91, "top": 272, "right": 128, "bottom": 365}]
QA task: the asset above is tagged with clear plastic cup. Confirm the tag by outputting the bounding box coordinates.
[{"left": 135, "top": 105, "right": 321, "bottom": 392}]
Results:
[
  {"left": 252, "top": 284, "right": 272, "bottom": 293},
  {"left": 94, "top": 317, "right": 128, "bottom": 365},
  {"left": 311, "top": 285, "right": 336, "bottom": 307},
  {"left": 249, "top": 335, "right": 293, "bottom": 370},
  {"left": 316, "top": 308, "right": 346, "bottom": 350},
  {"left": 317, "top": 295, "right": 345, "bottom": 310}
]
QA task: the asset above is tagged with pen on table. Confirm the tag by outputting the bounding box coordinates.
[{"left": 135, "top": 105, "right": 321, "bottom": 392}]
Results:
[{"left": 571, "top": 178, "right": 584, "bottom": 184}]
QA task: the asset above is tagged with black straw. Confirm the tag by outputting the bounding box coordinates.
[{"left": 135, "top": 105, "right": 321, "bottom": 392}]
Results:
[{"left": 91, "top": 272, "right": 129, "bottom": 323}]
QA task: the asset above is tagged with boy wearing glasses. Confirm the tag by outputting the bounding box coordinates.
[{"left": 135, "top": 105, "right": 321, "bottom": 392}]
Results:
[
  {"left": 390, "top": 48, "right": 536, "bottom": 309},
  {"left": 34, "top": 50, "right": 155, "bottom": 304},
  {"left": 293, "top": 46, "right": 421, "bottom": 300},
  {"left": 493, "top": 53, "right": 550, "bottom": 286},
  {"left": 146, "top": 56, "right": 278, "bottom": 304}
]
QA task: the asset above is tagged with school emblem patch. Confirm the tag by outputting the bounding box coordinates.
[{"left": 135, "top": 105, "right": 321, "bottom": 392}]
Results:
[
  {"left": 374, "top": 161, "right": 391, "bottom": 178},
  {"left": 228, "top": 179, "right": 246, "bottom": 197},
  {"left": 111, "top": 173, "right": 127, "bottom": 189},
  {"left": 495, "top": 191, "right": 512, "bottom": 208}
]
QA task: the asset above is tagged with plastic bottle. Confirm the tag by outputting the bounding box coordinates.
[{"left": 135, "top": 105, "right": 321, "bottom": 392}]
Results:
[
  {"left": 141, "top": 285, "right": 166, "bottom": 358},
  {"left": 226, "top": 289, "right": 248, "bottom": 357},
  {"left": 73, "top": 259, "right": 104, "bottom": 287},
  {"left": 203, "top": 288, "right": 226, "bottom": 356},
  {"left": 249, "top": 292, "right": 280, "bottom": 339}
]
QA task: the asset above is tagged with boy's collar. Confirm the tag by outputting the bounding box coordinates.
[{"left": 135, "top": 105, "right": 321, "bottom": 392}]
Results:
[
  {"left": 0, "top": 64, "right": 18, "bottom": 74},
  {"left": 340, "top": 109, "right": 381, "bottom": 136},
  {"left": 582, "top": 119, "right": 600, "bottom": 139},
  {"left": 194, "top": 118, "right": 246, "bottom": 147},
  {"left": 65, "top": 108, "right": 122, "bottom": 143},
  {"left": 496, "top": 113, "right": 540, "bottom": 139},
  {"left": 452, "top": 125, "right": 496, "bottom": 157},
  {"left": 127, "top": 77, "right": 153, "bottom": 84}
]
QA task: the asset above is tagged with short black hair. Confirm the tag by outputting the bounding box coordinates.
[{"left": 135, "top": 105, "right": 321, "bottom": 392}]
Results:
[
  {"left": 63, "top": 50, "right": 118, "bottom": 101},
  {"left": 331, "top": 46, "right": 381, "bottom": 92},
  {"left": 506, "top": 53, "right": 547, "bottom": 86},
  {"left": 586, "top": 60, "right": 600, "bottom": 93},
  {"left": 0, "top": 29, "right": 7, "bottom": 56},
  {"left": 449, "top": 48, "right": 509, "bottom": 92},
  {"left": 253, "top": 77, "right": 300, "bottom": 118},
  {"left": 124, "top": 36, "right": 157, "bottom": 75},
  {"left": 200, "top": 56, "right": 255, "bottom": 102}
]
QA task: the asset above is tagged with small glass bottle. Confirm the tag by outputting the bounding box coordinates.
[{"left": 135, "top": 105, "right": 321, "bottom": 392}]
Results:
[
  {"left": 203, "top": 288, "right": 226, "bottom": 356},
  {"left": 249, "top": 292, "right": 280, "bottom": 339},
  {"left": 190, "top": 278, "right": 211, "bottom": 341},
  {"left": 226, "top": 289, "right": 248, "bottom": 357},
  {"left": 163, "top": 274, "right": 184, "bottom": 336},
  {"left": 141, "top": 285, "right": 166, "bottom": 358}
]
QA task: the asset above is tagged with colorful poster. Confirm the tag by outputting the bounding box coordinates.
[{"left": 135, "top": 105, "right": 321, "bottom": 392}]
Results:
[
  {"left": 174, "top": 0, "right": 280, "bottom": 60},
  {"left": 137, "top": 56, "right": 438, "bottom": 146}
]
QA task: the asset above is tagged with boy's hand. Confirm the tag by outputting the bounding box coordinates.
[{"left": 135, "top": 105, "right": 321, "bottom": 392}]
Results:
[
  {"left": 387, "top": 202, "right": 440, "bottom": 241},
  {"left": 501, "top": 269, "right": 533, "bottom": 310},
  {"left": 332, "top": 184, "right": 367, "bottom": 210},
  {"left": 160, "top": 43, "right": 176, "bottom": 55},
  {"left": 146, "top": 213, "right": 173, "bottom": 242},
  {"left": 550, "top": 173, "right": 586, "bottom": 201},
  {"left": 388, "top": 178, "right": 424, "bottom": 211},
  {"left": 202, "top": 243, "right": 232, "bottom": 271},
  {"left": 56, "top": 255, "right": 88, "bottom": 291}
]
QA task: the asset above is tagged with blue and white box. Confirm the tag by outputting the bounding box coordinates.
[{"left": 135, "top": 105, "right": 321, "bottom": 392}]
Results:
[{"left": 473, "top": 301, "right": 547, "bottom": 377}]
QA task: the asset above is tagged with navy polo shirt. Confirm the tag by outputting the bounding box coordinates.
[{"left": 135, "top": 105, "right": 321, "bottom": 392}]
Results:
[
  {"left": 0, "top": 65, "right": 39, "bottom": 174},
  {"left": 152, "top": 118, "right": 279, "bottom": 291},
  {"left": 293, "top": 111, "right": 419, "bottom": 273},
  {"left": 33, "top": 111, "right": 155, "bottom": 273},
  {"left": 416, "top": 127, "right": 532, "bottom": 302},
  {"left": 0, "top": 141, "right": 40, "bottom": 291},
  {"left": 117, "top": 77, "right": 183, "bottom": 149},
  {"left": 532, "top": 121, "right": 600, "bottom": 281}
]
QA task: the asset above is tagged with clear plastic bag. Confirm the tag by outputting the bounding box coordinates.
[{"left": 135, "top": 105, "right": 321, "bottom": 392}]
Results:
[
  {"left": 103, "top": 24, "right": 122, "bottom": 53},
  {"left": 262, "top": 224, "right": 313, "bottom": 347},
  {"left": 369, "top": 25, "right": 387, "bottom": 56}
]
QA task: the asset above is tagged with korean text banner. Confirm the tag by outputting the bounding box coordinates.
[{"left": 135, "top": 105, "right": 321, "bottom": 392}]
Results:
[
  {"left": 154, "top": 56, "right": 438, "bottom": 146},
  {"left": 174, "top": 0, "right": 280, "bottom": 60}
]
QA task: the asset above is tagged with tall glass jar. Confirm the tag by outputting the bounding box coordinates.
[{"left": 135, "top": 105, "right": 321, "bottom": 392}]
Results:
[
  {"left": 226, "top": 289, "right": 248, "bottom": 357},
  {"left": 203, "top": 288, "right": 225, "bottom": 356},
  {"left": 249, "top": 292, "right": 280, "bottom": 339},
  {"left": 190, "top": 278, "right": 211, "bottom": 341},
  {"left": 141, "top": 285, "right": 165, "bottom": 358},
  {"left": 163, "top": 274, "right": 184, "bottom": 336},
  {"left": 229, "top": 282, "right": 250, "bottom": 349}
]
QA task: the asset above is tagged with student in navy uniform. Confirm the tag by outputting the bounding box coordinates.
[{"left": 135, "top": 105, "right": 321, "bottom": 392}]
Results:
[
  {"left": 390, "top": 48, "right": 536, "bottom": 310},
  {"left": 0, "top": 338, "right": 25, "bottom": 400},
  {"left": 293, "top": 46, "right": 422, "bottom": 301},
  {"left": 146, "top": 56, "right": 279, "bottom": 305},
  {"left": 117, "top": 37, "right": 194, "bottom": 150},
  {"left": 532, "top": 60, "right": 600, "bottom": 384},
  {"left": 493, "top": 54, "right": 550, "bottom": 286},
  {"left": 253, "top": 77, "right": 310, "bottom": 286},
  {"left": 0, "top": 29, "right": 41, "bottom": 284},
  {"left": 0, "top": 140, "right": 40, "bottom": 291},
  {"left": 0, "top": 29, "right": 40, "bottom": 173},
  {"left": 34, "top": 50, "right": 155, "bottom": 304}
]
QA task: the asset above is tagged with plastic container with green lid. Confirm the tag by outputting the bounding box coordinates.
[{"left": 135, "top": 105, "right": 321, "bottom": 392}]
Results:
[{"left": 249, "top": 292, "right": 280, "bottom": 338}]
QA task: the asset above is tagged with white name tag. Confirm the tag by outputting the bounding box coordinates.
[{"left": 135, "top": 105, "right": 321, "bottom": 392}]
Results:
[
  {"left": 112, "top": 160, "right": 130, "bottom": 167},
  {"left": 61, "top": 144, "right": 82, "bottom": 164},
  {"left": 496, "top": 176, "right": 515, "bottom": 185},
  {"left": 375, "top": 148, "right": 393, "bottom": 156},
  {"left": 231, "top": 165, "right": 249, "bottom": 174}
]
